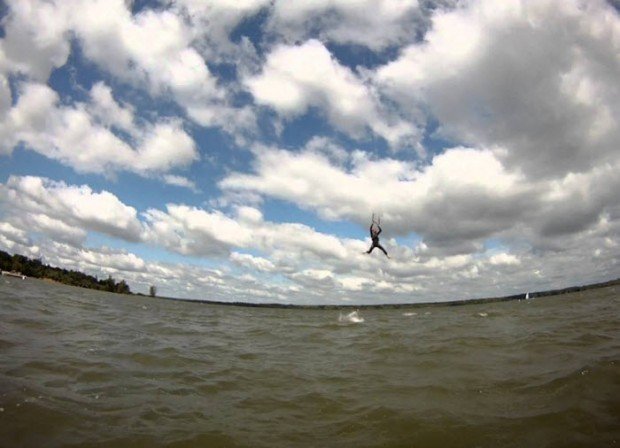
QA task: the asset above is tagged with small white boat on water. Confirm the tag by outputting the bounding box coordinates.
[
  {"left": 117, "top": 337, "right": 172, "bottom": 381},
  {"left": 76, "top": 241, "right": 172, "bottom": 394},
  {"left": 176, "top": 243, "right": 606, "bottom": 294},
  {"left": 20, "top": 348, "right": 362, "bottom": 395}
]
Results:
[{"left": 1, "top": 270, "right": 26, "bottom": 280}]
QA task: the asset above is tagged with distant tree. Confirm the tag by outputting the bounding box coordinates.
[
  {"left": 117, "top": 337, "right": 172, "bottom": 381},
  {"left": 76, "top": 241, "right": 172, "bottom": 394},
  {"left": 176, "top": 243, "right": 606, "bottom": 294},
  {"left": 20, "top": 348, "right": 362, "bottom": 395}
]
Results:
[
  {"left": 26, "top": 258, "right": 44, "bottom": 277},
  {"left": 11, "top": 254, "right": 25, "bottom": 273},
  {"left": 101, "top": 275, "right": 116, "bottom": 292},
  {"left": 149, "top": 285, "right": 157, "bottom": 297},
  {"left": 115, "top": 280, "right": 130, "bottom": 294},
  {"left": 0, "top": 250, "right": 132, "bottom": 294},
  {"left": 0, "top": 250, "right": 11, "bottom": 270}
]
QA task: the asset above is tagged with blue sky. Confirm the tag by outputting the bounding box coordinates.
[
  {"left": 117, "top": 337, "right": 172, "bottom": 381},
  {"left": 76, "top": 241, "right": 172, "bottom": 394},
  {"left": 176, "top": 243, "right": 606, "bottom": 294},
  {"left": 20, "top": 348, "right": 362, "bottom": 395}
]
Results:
[{"left": 0, "top": 0, "right": 619, "bottom": 304}]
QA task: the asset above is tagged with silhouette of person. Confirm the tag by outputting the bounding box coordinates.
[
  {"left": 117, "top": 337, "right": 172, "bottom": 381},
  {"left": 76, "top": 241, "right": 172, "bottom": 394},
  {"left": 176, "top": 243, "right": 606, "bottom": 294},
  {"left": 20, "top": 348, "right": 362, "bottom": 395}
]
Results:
[{"left": 366, "top": 219, "right": 389, "bottom": 258}]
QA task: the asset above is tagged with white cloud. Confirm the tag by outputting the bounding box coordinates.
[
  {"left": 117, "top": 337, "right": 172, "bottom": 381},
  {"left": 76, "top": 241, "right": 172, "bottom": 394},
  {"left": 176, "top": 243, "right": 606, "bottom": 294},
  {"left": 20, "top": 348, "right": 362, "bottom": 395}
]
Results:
[
  {"left": 0, "top": 0, "right": 72, "bottom": 80},
  {"left": 268, "top": 0, "right": 421, "bottom": 50},
  {"left": 221, "top": 142, "right": 527, "bottom": 242},
  {"left": 171, "top": 0, "right": 270, "bottom": 59},
  {"left": 88, "top": 82, "right": 135, "bottom": 133},
  {"left": 141, "top": 201, "right": 353, "bottom": 266},
  {"left": 488, "top": 252, "right": 520, "bottom": 266},
  {"left": 1, "top": 173, "right": 618, "bottom": 303},
  {"left": 69, "top": 1, "right": 215, "bottom": 95},
  {"left": 56, "top": 244, "right": 147, "bottom": 274},
  {"left": 376, "top": 0, "right": 620, "bottom": 177},
  {"left": 221, "top": 137, "right": 620, "bottom": 262},
  {"left": 338, "top": 275, "right": 374, "bottom": 292},
  {"left": 0, "top": 75, "right": 11, "bottom": 118},
  {"left": 69, "top": 0, "right": 258, "bottom": 134},
  {"left": 0, "top": 0, "right": 257, "bottom": 137},
  {"left": 245, "top": 39, "right": 419, "bottom": 148},
  {"left": 142, "top": 205, "right": 255, "bottom": 256},
  {"left": 30, "top": 239, "right": 303, "bottom": 302},
  {"left": 230, "top": 252, "right": 276, "bottom": 272},
  {"left": 34, "top": 241, "right": 153, "bottom": 284},
  {"left": 162, "top": 175, "right": 198, "bottom": 191},
  {"left": 138, "top": 197, "right": 523, "bottom": 302},
  {"left": 24, "top": 214, "right": 88, "bottom": 244},
  {"left": 289, "top": 268, "right": 335, "bottom": 287},
  {"left": 0, "top": 176, "right": 143, "bottom": 242},
  {"left": 0, "top": 221, "right": 31, "bottom": 248},
  {"left": 0, "top": 0, "right": 618, "bottom": 305},
  {"left": 0, "top": 82, "right": 198, "bottom": 175},
  {"left": 536, "top": 162, "right": 620, "bottom": 237},
  {"left": 133, "top": 121, "right": 198, "bottom": 172}
]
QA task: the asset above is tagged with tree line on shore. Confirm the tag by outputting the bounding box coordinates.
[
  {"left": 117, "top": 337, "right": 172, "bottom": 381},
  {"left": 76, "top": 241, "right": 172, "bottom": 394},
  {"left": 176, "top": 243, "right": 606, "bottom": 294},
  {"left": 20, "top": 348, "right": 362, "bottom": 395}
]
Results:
[{"left": 0, "top": 250, "right": 131, "bottom": 294}]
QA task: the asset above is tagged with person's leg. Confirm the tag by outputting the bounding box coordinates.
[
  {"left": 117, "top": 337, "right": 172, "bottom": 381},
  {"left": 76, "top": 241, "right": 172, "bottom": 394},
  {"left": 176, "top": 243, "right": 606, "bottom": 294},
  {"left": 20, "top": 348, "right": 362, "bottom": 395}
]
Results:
[
  {"left": 377, "top": 243, "right": 389, "bottom": 258},
  {"left": 366, "top": 243, "right": 377, "bottom": 254}
]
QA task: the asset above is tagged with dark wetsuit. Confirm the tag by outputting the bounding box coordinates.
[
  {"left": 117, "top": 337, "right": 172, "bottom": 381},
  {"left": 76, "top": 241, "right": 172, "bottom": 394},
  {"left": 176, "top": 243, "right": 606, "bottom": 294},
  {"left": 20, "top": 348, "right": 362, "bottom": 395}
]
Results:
[{"left": 366, "top": 223, "right": 389, "bottom": 257}]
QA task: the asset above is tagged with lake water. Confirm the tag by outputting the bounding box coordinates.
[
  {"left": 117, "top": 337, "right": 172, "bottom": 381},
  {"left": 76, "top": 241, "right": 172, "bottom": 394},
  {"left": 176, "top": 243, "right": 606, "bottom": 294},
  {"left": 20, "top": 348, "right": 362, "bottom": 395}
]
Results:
[{"left": 1, "top": 277, "right": 619, "bottom": 447}]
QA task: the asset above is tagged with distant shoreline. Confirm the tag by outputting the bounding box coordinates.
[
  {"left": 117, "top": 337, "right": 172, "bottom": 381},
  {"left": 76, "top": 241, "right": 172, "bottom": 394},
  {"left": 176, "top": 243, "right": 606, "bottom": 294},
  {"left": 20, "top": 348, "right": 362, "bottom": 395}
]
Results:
[
  {"left": 3, "top": 248, "right": 617, "bottom": 309},
  {"left": 155, "top": 277, "right": 620, "bottom": 310},
  {"left": 1, "top": 250, "right": 131, "bottom": 294}
]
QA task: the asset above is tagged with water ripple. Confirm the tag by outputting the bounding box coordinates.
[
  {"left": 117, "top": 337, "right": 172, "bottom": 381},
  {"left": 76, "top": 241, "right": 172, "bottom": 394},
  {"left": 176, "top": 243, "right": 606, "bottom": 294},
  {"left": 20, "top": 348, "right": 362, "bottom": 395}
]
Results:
[{"left": 1, "top": 279, "right": 619, "bottom": 447}]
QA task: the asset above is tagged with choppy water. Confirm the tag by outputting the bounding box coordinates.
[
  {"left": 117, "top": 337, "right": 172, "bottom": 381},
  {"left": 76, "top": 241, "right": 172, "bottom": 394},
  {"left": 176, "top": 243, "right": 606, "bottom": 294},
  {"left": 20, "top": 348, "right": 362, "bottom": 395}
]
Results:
[{"left": 1, "top": 278, "right": 619, "bottom": 447}]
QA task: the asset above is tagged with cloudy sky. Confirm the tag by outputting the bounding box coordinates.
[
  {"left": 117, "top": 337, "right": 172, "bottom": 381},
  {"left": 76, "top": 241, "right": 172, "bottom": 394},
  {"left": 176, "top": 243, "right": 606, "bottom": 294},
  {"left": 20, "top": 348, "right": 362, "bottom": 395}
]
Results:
[{"left": 0, "top": 0, "right": 618, "bottom": 305}]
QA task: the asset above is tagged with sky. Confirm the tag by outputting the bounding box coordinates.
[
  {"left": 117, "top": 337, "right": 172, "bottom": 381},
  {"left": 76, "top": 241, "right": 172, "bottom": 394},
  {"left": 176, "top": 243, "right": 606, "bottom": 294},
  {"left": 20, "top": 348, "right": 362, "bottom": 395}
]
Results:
[{"left": 0, "top": 0, "right": 619, "bottom": 305}]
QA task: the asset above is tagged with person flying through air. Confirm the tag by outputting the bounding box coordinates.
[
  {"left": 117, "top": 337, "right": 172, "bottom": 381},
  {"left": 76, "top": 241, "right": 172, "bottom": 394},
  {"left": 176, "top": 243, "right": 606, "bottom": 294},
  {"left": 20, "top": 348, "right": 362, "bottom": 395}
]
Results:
[{"left": 365, "top": 214, "right": 389, "bottom": 258}]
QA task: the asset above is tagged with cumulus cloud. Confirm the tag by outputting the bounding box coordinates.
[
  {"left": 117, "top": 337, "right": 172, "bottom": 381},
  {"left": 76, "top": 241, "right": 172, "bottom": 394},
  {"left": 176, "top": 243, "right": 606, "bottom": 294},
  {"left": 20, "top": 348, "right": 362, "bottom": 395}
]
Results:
[
  {"left": 245, "top": 39, "right": 419, "bottom": 148},
  {"left": 0, "top": 221, "right": 32, "bottom": 253},
  {"left": 88, "top": 82, "right": 136, "bottom": 134},
  {"left": 170, "top": 0, "right": 269, "bottom": 59},
  {"left": 376, "top": 0, "right": 620, "bottom": 178},
  {"left": 0, "top": 0, "right": 618, "bottom": 305},
  {"left": 1, "top": 173, "right": 618, "bottom": 304},
  {"left": 0, "top": 0, "right": 257, "bottom": 137},
  {"left": 221, "top": 142, "right": 527, "bottom": 243},
  {"left": 23, "top": 214, "right": 88, "bottom": 245},
  {"left": 230, "top": 252, "right": 276, "bottom": 272},
  {"left": 66, "top": 0, "right": 230, "bottom": 126},
  {"left": 141, "top": 202, "right": 353, "bottom": 265},
  {"left": 0, "top": 176, "right": 143, "bottom": 242},
  {"left": 52, "top": 243, "right": 147, "bottom": 274},
  {"left": 133, "top": 122, "right": 198, "bottom": 172},
  {"left": 0, "top": 82, "right": 198, "bottom": 175},
  {"left": 488, "top": 252, "right": 520, "bottom": 266},
  {"left": 0, "top": 0, "right": 72, "bottom": 81},
  {"left": 23, "top": 239, "right": 304, "bottom": 302},
  {"left": 535, "top": 162, "right": 620, "bottom": 237},
  {"left": 267, "top": 0, "right": 422, "bottom": 50},
  {"left": 142, "top": 204, "right": 255, "bottom": 256},
  {"left": 221, "top": 137, "right": 620, "bottom": 260},
  {"left": 162, "top": 175, "right": 198, "bottom": 191},
  {"left": 137, "top": 196, "right": 559, "bottom": 303}
]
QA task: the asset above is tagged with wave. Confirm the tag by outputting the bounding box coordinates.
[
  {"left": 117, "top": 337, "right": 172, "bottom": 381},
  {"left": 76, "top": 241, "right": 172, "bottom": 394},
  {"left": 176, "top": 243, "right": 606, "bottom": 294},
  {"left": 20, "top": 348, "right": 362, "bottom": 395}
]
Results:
[{"left": 338, "top": 310, "right": 364, "bottom": 324}]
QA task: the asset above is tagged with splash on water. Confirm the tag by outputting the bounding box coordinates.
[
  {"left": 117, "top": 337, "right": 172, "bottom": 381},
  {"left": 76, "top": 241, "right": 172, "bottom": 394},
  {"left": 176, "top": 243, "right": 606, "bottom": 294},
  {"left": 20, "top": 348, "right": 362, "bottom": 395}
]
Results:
[
  {"left": 338, "top": 310, "right": 364, "bottom": 324},
  {"left": 403, "top": 312, "right": 417, "bottom": 317}
]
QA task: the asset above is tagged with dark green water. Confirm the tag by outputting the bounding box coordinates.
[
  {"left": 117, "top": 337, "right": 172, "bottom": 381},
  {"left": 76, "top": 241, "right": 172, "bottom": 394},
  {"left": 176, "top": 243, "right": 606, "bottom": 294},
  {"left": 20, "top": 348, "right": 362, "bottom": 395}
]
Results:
[{"left": 1, "top": 278, "right": 619, "bottom": 447}]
